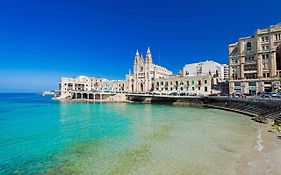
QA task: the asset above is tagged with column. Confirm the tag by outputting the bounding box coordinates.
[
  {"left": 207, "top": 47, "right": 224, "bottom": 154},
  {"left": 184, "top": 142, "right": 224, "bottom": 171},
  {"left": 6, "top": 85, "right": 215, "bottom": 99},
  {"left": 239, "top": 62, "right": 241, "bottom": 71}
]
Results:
[
  {"left": 229, "top": 66, "right": 233, "bottom": 80},
  {"left": 256, "top": 81, "right": 264, "bottom": 93},
  {"left": 257, "top": 54, "right": 263, "bottom": 78},
  {"left": 240, "top": 56, "right": 245, "bottom": 79},
  {"left": 270, "top": 53, "right": 277, "bottom": 77},
  {"left": 229, "top": 82, "right": 235, "bottom": 94},
  {"left": 257, "top": 36, "right": 261, "bottom": 53}
]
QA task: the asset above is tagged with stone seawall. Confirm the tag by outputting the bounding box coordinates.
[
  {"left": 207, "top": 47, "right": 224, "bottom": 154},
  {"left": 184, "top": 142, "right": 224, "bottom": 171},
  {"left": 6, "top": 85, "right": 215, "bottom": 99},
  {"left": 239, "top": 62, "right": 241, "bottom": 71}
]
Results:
[
  {"left": 126, "top": 94, "right": 281, "bottom": 124},
  {"left": 127, "top": 95, "right": 204, "bottom": 107}
]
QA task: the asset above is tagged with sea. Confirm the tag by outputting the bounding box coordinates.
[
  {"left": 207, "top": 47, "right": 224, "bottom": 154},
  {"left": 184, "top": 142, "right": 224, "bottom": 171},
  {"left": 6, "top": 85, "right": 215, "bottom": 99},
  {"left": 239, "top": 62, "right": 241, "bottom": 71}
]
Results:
[{"left": 0, "top": 93, "right": 260, "bottom": 175}]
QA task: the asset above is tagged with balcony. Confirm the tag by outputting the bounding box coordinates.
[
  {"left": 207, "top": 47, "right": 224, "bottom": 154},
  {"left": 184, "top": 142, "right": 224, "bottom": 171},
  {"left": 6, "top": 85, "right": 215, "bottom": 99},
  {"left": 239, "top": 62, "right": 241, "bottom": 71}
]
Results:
[{"left": 244, "top": 70, "right": 257, "bottom": 74}]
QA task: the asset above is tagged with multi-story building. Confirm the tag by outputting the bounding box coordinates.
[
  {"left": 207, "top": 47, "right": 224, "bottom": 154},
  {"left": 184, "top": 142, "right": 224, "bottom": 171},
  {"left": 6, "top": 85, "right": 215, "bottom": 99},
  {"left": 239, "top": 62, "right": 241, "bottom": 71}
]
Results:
[
  {"left": 229, "top": 23, "right": 281, "bottom": 94},
  {"left": 154, "top": 74, "right": 212, "bottom": 95},
  {"left": 183, "top": 61, "right": 228, "bottom": 81},
  {"left": 59, "top": 76, "right": 125, "bottom": 98}
]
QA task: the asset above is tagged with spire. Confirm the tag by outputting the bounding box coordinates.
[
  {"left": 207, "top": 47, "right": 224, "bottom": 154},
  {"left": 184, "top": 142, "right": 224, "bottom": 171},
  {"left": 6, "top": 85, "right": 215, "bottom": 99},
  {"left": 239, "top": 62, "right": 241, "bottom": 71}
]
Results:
[
  {"left": 147, "top": 47, "right": 151, "bottom": 54},
  {"left": 145, "top": 47, "right": 153, "bottom": 63},
  {"left": 135, "top": 49, "right": 140, "bottom": 56},
  {"left": 134, "top": 49, "right": 140, "bottom": 64}
]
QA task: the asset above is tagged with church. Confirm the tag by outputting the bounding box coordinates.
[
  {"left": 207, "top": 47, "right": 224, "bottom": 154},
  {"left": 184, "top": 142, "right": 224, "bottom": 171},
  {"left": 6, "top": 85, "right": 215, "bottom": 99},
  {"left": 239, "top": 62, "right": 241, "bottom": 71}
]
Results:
[{"left": 125, "top": 47, "right": 173, "bottom": 92}]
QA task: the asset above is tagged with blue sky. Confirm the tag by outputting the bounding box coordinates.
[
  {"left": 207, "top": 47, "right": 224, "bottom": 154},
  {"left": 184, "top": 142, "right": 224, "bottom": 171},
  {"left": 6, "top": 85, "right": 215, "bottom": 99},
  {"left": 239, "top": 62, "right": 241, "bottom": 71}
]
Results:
[{"left": 0, "top": 0, "right": 280, "bottom": 92}]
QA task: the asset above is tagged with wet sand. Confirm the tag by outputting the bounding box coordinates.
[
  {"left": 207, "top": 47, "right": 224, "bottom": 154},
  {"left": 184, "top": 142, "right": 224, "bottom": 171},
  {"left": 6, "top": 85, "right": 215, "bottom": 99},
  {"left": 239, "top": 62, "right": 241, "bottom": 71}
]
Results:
[{"left": 238, "top": 125, "right": 281, "bottom": 175}]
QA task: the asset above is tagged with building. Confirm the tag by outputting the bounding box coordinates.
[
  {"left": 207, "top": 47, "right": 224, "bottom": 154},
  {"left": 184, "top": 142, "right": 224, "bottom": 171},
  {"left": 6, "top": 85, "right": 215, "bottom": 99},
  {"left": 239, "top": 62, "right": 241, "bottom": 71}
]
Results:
[
  {"left": 154, "top": 74, "right": 212, "bottom": 95},
  {"left": 58, "top": 47, "right": 218, "bottom": 98},
  {"left": 228, "top": 23, "right": 281, "bottom": 94},
  {"left": 59, "top": 76, "right": 125, "bottom": 98},
  {"left": 125, "top": 47, "right": 173, "bottom": 93},
  {"left": 183, "top": 61, "right": 228, "bottom": 81},
  {"left": 222, "top": 64, "right": 229, "bottom": 81}
]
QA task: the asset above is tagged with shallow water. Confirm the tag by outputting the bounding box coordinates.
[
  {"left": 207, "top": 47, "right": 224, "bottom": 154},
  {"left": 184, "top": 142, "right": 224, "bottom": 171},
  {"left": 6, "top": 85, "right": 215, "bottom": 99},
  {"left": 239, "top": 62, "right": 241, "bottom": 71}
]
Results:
[{"left": 0, "top": 93, "right": 259, "bottom": 174}]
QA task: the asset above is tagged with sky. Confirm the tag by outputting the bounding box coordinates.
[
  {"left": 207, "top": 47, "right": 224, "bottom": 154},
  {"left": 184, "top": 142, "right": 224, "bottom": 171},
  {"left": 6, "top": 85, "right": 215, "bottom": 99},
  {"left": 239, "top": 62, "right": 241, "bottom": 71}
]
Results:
[{"left": 0, "top": 0, "right": 280, "bottom": 92}]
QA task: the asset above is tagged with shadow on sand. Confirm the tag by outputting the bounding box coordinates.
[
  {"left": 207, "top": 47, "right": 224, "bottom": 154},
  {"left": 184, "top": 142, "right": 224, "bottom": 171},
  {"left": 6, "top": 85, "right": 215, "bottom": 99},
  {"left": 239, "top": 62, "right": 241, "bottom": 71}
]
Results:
[{"left": 277, "top": 136, "right": 281, "bottom": 140}]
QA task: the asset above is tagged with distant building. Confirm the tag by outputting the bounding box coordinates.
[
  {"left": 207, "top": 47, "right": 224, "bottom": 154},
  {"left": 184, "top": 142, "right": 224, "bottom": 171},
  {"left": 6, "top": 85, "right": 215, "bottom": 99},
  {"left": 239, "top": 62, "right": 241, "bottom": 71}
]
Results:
[
  {"left": 58, "top": 47, "right": 220, "bottom": 98},
  {"left": 59, "top": 76, "right": 125, "bottom": 98},
  {"left": 228, "top": 23, "right": 281, "bottom": 94},
  {"left": 183, "top": 61, "right": 228, "bottom": 81}
]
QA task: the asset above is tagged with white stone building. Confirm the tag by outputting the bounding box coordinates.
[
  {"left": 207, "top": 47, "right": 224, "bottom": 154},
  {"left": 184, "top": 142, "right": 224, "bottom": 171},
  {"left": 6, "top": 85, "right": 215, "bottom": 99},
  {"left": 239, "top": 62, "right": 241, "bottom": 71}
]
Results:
[
  {"left": 125, "top": 48, "right": 173, "bottom": 93},
  {"left": 59, "top": 76, "right": 125, "bottom": 98},
  {"left": 183, "top": 61, "right": 228, "bottom": 81},
  {"left": 58, "top": 47, "right": 218, "bottom": 98},
  {"left": 154, "top": 74, "right": 212, "bottom": 95}
]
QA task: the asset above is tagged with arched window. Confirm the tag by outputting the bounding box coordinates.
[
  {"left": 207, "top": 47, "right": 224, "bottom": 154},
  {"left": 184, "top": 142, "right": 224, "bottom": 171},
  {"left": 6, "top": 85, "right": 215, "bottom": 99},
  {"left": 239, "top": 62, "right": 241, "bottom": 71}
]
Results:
[{"left": 246, "top": 42, "right": 252, "bottom": 51}]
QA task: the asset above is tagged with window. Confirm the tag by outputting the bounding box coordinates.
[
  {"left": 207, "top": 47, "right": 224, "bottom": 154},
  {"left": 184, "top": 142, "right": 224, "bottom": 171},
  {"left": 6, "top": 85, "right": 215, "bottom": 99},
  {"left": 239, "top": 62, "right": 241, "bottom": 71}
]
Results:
[
  {"left": 204, "top": 80, "right": 207, "bottom": 84},
  {"left": 205, "top": 87, "right": 208, "bottom": 92},
  {"left": 232, "top": 58, "right": 238, "bottom": 64},
  {"left": 234, "top": 82, "right": 241, "bottom": 86},
  {"left": 192, "top": 87, "right": 194, "bottom": 91},
  {"left": 192, "top": 80, "right": 194, "bottom": 85},
  {"left": 246, "top": 57, "right": 255, "bottom": 63},
  {"left": 198, "top": 80, "right": 201, "bottom": 85},
  {"left": 186, "top": 81, "right": 189, "bottom": 86},
  {"left": 275, "top": 34, "right": 281, "bottom": 40},
  {"left": 262, "top": 54, "right": 269, "bottom": 60},
  {"left": 262, "top": 36, "right": 269, "bottom": 42},
  {"left": 262, "top": 44, "right": 269, "bottom": 51},
  {"left": 246, "top": 42, "right": 252, "bottom": 51},
  {"left": 198, "top": 87, "right": 201, "bottom": 91},
  {"left": 249, "top": 82, "right": 256, "bottom": 86}
]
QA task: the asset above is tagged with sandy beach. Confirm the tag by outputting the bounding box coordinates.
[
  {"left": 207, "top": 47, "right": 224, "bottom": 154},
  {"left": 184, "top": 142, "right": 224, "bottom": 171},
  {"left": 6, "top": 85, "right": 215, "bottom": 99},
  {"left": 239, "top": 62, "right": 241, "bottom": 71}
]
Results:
[{"left": 238, "top": 125, "right": 281, "bottom": 175}]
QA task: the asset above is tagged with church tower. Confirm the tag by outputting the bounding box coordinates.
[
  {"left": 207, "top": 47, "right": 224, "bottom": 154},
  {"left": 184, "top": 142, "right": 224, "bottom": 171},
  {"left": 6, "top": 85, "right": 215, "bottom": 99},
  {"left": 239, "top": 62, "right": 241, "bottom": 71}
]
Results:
[
  {"left": 145, "top": 47, "right": 153, "bottom": 63},
  {"left": 145, "top": 47, "right": 154, "bottom": 91},
  {"left": 134, "top": 49, "right": 140, "bottom": 77}
]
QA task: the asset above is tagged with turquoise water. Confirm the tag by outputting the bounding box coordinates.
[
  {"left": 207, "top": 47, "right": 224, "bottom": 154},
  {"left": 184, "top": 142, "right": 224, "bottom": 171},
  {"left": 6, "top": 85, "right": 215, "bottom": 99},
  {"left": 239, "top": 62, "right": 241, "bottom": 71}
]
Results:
[{"left": 0, "top": 93, "right": 259, "bottom": 175}]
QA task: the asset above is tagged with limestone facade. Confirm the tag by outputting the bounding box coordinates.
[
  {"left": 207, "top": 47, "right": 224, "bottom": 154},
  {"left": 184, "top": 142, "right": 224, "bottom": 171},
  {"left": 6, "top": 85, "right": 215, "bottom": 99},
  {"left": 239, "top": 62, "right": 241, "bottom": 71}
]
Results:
[
  {"left": 59, "top": 47, "right": 217, "bottom": 98},
  {"left": 229, "top": 23, "right": 281, "bottom": 94},
  {"left": 183, "top": 61, "right": 228, "bottom": 81},
  {"left": 59, "top": 76, "right": 125, "bottom": 98},
  {"left": 125, "top": 47, "right": 173, "bottom": 93},
  {"left": 154, "top": 74, "right": 212, "bottom": 95}
]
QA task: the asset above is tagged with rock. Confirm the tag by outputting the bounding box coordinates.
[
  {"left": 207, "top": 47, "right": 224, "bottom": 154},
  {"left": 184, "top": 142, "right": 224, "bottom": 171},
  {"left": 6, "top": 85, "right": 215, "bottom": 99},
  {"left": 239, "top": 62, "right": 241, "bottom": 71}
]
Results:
[
  {"left": 266, "top": 119, "right": 275, "bottom": 125},
  {"left": 252, "top": 116, "right": 267, "bottom": 124}
]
